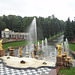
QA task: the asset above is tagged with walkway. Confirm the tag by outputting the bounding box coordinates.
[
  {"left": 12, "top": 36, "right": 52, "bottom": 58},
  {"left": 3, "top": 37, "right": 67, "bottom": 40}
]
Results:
[{"left": 0, "top": 63, "right": 51, "bottom": 75}]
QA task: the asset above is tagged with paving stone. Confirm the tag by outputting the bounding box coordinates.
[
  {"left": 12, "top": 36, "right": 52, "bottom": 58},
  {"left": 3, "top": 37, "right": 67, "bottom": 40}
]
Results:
[{"left": 0, "top": 63, "right": 51, "bottom": 75}]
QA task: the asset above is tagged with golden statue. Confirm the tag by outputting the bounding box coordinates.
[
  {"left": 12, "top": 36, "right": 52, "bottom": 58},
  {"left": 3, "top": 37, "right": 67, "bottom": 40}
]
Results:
[
  {"left": 64, "top": 51, "right": 67, "bottom": 61},
  {"left": 0, "top": 39, "right": 3, "bottom": 50},
  {"left": 34, "top": 45, "right": 39, "bottom": 57},
  {"left": 0, "top": 39, "right": 5, "bottom": 57},
  {"left": 69, "top": 58, "right": 73, "bottom": 63},
  {"left": 56, "top": 43, "right": 73, "bottom": 67},
  {"left": 56, "top": 44, "right": 61, "bottom": 57},
  {"left": 33, "top": 44, "right": 43, "bottom": 60},
  {"left": 19, "top": 47, "right": 22, "bottom": 57},
  {"left": 31, "top": 45, "right": 38, "bottom": 58}
]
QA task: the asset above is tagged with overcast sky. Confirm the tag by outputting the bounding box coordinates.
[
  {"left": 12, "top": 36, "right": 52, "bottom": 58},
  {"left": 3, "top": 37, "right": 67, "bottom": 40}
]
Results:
[{"left": 0, "top": 0, "right": 75, "bottom": 21}]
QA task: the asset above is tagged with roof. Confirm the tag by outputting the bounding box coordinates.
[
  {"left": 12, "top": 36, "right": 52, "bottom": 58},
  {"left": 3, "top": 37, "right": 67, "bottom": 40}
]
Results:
[{"left": 4, "top": 28, "right": 10, "bottom": 31}]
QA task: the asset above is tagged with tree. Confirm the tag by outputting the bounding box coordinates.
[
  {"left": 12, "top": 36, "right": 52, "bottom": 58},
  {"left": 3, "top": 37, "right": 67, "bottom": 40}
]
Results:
[
  {"left": 64, "top": 18, "right": 74, "bottom": 41},
  {"left": 0, "top": 17, "right": 6, "bottom": 37},
  {"left": 0, "top": 15, "right": 65, "bottom": 40}
]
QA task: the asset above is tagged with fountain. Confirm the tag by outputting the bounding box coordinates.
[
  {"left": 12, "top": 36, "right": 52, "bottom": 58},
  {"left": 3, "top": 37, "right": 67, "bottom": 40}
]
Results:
[
  {"left": 29, "top": 43, "right": 34, "bottom": 58},
  {"left": 26, "top": 46, "right": 29, "bottom": 53},
  {"left": 42, "top": 40, "right": 44, "bottom": 50},
  {"left": 45, "top": 38, "right": 48, "bottom": 46},
  {"left": 64, "top": 38, "right": 69, "bottom": 56},
  {"left": 66, "top": 38, "right": 69, "bottom": 51},
  {"left": 28, "top": 17, "right": 37, "bottom": 43},
  {"left": 25, "top": 17, "right": 37, "bottom": 57},
  {"left": 64, "top": 38, "right": 69, "bottom": 51},
  {"left": 0, "top": 17, "right": 56, "bottom": 70},
  {"left": 64, "top": 41, "right": 67, "bottom": 51},
  {"left": 25, "top": 46, "right": 30, "bottom": 57},
  {"left": 56, "top": 43, "right": 73, "bottom": 68}
]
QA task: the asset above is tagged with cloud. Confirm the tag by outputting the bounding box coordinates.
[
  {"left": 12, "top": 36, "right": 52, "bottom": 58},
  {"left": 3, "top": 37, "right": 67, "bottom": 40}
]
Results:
[{"left": 0, "top": 0, "right": 75, "bottom": 20}]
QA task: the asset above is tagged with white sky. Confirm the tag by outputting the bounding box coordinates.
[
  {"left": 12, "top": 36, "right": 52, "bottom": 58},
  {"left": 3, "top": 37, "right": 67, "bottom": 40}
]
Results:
[{"left": 0, "top": 0, "right": 75, "bottom": 21}]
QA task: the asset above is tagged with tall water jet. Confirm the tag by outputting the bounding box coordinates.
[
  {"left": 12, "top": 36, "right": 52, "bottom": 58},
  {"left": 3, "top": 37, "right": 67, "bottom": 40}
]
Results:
[
  {"left": 44, "top": 38, "right": 48, "bottom": 59},
  {"left": 66, "top": 38, "right": 69, "bottom": 56},
  {"left": 66, "top": 38, "right": 69, "bottom": 51},
  {"left": 64, "top": 41, "right": 67, "bottom": 51},
  {"left": 28, "top": 17, "right": 37, "bottom": 43},
  {"left": 26, "top": 46, "right": 29, "bottom": 52},
  {"left": 25, "top": 17, "right": 37, "bottom": 57},
  {"left": 64, "top": 40, "right": 69, "bottom": 56},
  {"left": 42, "top": 40, "right": 44, "bottom": 50},
  {"left": 45, "top": 38, "right": 48, "bottom": 46}
]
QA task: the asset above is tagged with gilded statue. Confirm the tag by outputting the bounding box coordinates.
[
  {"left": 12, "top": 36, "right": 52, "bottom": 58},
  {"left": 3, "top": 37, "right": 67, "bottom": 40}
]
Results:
[
  {"left": 56, "top": 44, "right": 61, "bottom": 56},
  {"left": 0, "top": 39, "right": 3, "bottom": 50},
  {"left": 19, "top": 47, "right": 22, "bottom": 57}
]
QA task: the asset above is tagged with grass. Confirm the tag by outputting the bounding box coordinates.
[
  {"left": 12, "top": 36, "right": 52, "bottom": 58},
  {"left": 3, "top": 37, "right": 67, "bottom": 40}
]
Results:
[
  {"left": 48, "top": 32, "right": 64, "bottom": 40},
  {"left": 3, "top": 40, "right": 28, "bottom": 49},
  {"left": 2, "top": 40, "right": 42, "bottom": 49},
  {"left": 32, "top": 40, "right": 42, "bottom": 44},
  {"left": 2, "top": 32, "right": 64, "bottom": 49},
  {"left": 69, "top": 42, "right": 75, "bottom": 52},
  {"left": 59, "top": 67, "right": 75, "bottom": 75}
]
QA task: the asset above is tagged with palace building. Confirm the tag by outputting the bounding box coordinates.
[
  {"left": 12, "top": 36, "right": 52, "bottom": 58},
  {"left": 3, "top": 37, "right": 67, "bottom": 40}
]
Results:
[{"left": 1, "top": 28, "right": 29, "bottom": 39}]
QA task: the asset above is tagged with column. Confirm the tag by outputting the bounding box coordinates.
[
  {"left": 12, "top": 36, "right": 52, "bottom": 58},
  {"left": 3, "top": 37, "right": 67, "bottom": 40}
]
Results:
[{"left": 11, "top": 34, "right": 12, "bottom": 38}]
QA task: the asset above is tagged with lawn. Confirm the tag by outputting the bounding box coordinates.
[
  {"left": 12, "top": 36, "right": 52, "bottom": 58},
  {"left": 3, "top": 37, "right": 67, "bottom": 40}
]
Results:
[
  {"left": 69, "top": 42, "right": 75, "bottom": 52},
  {"left": 59, "top": 67, "right": 75, "bottom": 75},
  {"left": 2, "top": 40, "right": 42, "bottom": 49},
  {"left": 2, "top": 32, "right": 64, "bottom": 49},
  {"left": 3, "top": 40, "right": 28, "bottom": 49},
  {"left": 48, "top": 32, "right": 64, "bottom": 40}
]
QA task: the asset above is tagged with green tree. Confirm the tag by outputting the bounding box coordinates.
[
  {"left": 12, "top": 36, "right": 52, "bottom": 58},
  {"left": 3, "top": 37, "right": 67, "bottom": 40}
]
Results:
[
  {"left": 0, "top": 15, "right": 65, "bottom": 40},
  {"left": 0, "top": 17, "right": 6, "bottom": 37},
  {"left": 64, "top": 18, "right": 74, "bottom": 41}
]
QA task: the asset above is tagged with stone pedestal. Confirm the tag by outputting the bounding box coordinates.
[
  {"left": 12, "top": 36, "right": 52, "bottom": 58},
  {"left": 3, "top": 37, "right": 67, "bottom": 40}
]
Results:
[
  {"left": 0, "top": 50, "right": 5, "bottom": 57},
  {"left": 57, "top": 56, "right": 62, "bottom": 62},
  {"left": 56, "top": 56, "right": 62, "bottom": 66},
  {"left": 62, "top": 55, "right": 66, "bottom": 65}
]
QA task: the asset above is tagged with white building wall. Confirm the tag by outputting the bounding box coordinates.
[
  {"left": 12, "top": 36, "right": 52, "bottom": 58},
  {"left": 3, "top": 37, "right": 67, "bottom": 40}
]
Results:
[
  {"left": 1, "top": 31, "right": 11, "bottom": 38},
  {"left": 1, "top": 29, "right": 30, "bottom": 39}
]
